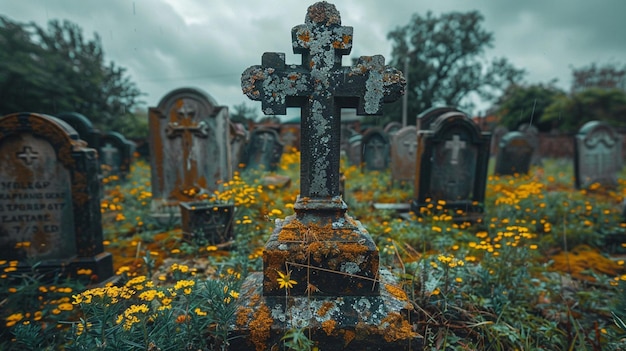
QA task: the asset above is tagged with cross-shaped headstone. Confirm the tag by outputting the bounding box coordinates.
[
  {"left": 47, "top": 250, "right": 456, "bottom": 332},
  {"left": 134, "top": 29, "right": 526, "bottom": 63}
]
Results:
[
  {"left": 16, "top": 146, "right": 39, "bottom": 165},
  {"left": 242, "top": 1, "right": 404, "bottom": 204},
  {"left": 445, "top": 134, "right": 466, "bottom": 165}
]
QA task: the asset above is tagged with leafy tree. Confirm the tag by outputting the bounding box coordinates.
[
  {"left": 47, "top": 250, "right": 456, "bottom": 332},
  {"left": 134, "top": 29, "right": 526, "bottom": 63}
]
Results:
[
  {"left": 494, "top": 82, "right": 566, "bottom": 131},
  {"left": 0, "top": 16, "right": 142, "bottom": 133},
  {"left": 384, "top": 10, "right": 525, "bottom": 123},
  {"left": 571, "top": 62, "right": 626, "bottom": 93},
  {"left": 542, "top": 87, "right": 626, "bottom": 132}
]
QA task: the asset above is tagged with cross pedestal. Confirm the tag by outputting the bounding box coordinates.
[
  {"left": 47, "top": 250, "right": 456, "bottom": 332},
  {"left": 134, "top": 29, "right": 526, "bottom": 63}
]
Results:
[{"left": 231, "top": 2, "right": 420, "bottom": 350}]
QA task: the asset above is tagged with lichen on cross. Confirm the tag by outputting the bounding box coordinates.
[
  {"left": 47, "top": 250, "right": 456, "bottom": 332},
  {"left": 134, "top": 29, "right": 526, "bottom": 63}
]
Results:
[{"left": 242, "top": 1, "right": 405, "bottom": 203}]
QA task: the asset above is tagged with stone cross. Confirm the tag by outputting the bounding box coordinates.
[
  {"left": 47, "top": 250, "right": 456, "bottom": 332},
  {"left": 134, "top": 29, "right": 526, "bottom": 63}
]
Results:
[
  {"left": 16, "top": 146, "right": 39, "bottom": 165},
  {"left": 242, "top": 1, "right": 404, "bottom": 203},
  {"left": 445, "top": 134, "right": 466, "bottom": 165}
]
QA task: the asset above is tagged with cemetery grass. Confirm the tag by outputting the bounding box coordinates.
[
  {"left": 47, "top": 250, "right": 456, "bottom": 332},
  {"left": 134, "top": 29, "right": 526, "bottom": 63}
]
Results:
[{"left": 0, "top": 153, "right": 625, "bottom": 350}]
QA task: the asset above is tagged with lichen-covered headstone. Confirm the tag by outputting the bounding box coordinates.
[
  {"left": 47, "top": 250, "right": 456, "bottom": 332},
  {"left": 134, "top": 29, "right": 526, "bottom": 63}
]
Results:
[
  {"left": 391, "top": 126, "right": 418, "bottom": 183},
  {"left": 232, "top": 2, "right": 418, "bottom": 350},
  {"left": 0, "top": 113, "right": 113, "bottom": 282},
  {"left": 148, "top": 87, "right": 232, "bottom": 217},
  {"left": 574, "top": 121, "right": 622, "bottom": 189},
  {"left": 412, "top": 111, "right": 491, "bottom": 220},
  {"left": 494, "top": 131, "right": 535, "bottom": 176}
]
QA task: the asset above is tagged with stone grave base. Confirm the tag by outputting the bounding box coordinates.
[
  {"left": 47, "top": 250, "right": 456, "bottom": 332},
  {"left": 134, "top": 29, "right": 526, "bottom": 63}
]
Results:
[
  {"left": 229, "top": 269, "right": 421, "bottom": 351},
  {"left": 2, "top": 252, "right": 114, "bottom": 284},
  {"left": 150, "top": 199, "right": 182, "bottom": 225}
]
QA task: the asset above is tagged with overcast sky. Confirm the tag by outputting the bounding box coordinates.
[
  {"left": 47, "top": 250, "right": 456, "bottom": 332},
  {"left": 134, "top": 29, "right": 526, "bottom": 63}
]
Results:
[{"left": 3, "top": 0, "right": 625, "bottom": 117}]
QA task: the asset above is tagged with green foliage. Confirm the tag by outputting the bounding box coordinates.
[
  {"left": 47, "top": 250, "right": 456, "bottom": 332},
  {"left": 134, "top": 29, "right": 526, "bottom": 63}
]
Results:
[
  {"left": 0, "top": 16, "right": 143, "bottom": 134},
  {"left": 230, "top": 102, "right": 258, "bottom": 125},
  {"left": 384, "top": 10, "right": 525, "bottom": 124},
  {"left": 494, "top": 83, "right": 566, "bottom": 131},
  {"left": 543, "top": 88, "right": 626, "bottom": 132}
]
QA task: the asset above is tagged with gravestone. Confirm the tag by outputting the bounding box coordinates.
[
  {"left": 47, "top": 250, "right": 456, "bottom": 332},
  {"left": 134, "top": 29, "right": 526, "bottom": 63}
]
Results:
[
  {"left": 391, "top": 126, "right": 417, "bottom": 183},
  {"left": 242, "top": 127, "right": 284, "bottom": 171},
  {"left": 55, "top": 112, "right": 101, "bottom": 150},
  {"left": 346, "top": 134, "right": 362, "bottom": 166},
  {"left": 233, "top": 2, "right": 418, "bottom": 350},
  {"left": 361, "top": 127, "right": 390, "bottom": 171},
  {"left": 574, "top": 120, "right": 622, "bottom": 189},
  {"left": 99, "top": 131, "right": 135, "bottom": 180},
  {"left": 148, "top": 87, "right": 232, "bottom": 217},
  {"left": 494, "top": 131, "right": 535, "bottom": 176},
  {"left": 413, "top": 111, "right": 491, "bottom": 220},
  {"left": 384, "top": 121, "right": 403, "bottom": 135},
  {"left": 280, "top": 124, "right": 301, "bottom": 152},
  {"left": 0, "top": 113, "right": 113, "bottom": 282},
  {"left": 518, "top": 123, "right": 541, "bottom": 165},
  {"left": 229, "top": 122, "right": 248, "bottom": 173},
  {"left": 416, "top": 106, "right": 461, "bottom": 131},
  {"left": 490, "top": 125, "right": 509, "bottom": 156}
]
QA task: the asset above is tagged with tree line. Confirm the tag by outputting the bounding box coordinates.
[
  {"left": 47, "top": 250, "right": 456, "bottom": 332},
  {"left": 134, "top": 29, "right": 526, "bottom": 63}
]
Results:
[
  {"left": 2, "top": 12, "right": 625, "bottom": 135},
  {"left": 0, "top": 16, "right": 145, "bottom": 138}
]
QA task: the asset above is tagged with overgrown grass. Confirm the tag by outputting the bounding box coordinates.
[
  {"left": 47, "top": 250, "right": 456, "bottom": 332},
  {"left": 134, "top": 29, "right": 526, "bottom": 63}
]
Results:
[{"left": 1, "top": 152, "right": 625, "bottom": 350}]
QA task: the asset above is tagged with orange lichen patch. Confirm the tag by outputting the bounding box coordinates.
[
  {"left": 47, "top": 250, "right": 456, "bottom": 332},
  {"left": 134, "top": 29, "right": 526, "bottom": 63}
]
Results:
[
  {"left": 235, "top": 306, "right": 253, "bottom": 327},
  {"left": 322, "top": 319, "right": 336, "bottom": 336},
  {"left": 342, "top": 329, "right": 356, "bottom": 347},
  {"left": 332, "top": 41, "right": 343, "bottom": 49},
  {"left": 298, "top": 31, "right": 310, "bottom": 43},
  {"left": 549, "top": 244, "right": 624, "bottom": 281},
  {"left": 249, "top": 304, "right": 273, "bottom": 351},
  {"left": 317, "top": 301, "right": 335, "bottom": 317},
  {"left": 379, "top": 312, "right": 417, "bottom": 342},
  {"left": 342, "top": 34, "right": 351, "bottom": 45},
  {"left": 384, "top": 284, "right": 408, "bottom": 301}
]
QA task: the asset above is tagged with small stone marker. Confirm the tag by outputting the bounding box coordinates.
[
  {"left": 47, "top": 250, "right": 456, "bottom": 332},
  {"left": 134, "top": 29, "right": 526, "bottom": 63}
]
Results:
[
  {"left": 412, "top": 110, "right": 491, "bottom": 220},
  {"left": 494, "top": 131, "right": 535, "bottom": 176},
  {"left": 361, "top": 127, "right": 390, "bottom": 171},
  {"left": 233, "top": 2, "right": 417, "bottom": 350},
  {"left": 99, "top": 131, "right": 135, "bottom": 180},
  {"left": 574, "top": 120, "right": 622, "bottom": 189},
  {"left": 0, "top": 113, "right": 113, "bottom": 282},
  {"left": 242, "top": 127, "right": 284, "bottom": 171},
  {"left": 391, "top": 125, "right": 418, "bottom": 183},
  {"left": 148, "top": 87, "right": 232, "bottom": 217}
]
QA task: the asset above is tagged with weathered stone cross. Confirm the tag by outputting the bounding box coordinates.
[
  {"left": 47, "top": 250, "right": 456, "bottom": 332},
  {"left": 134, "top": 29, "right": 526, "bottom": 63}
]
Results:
[
  {"left": 445, "top": 134, "right": 466, "bottom": 165},
  {"left": 242, "top": 1, "right": 404, "bottom": 203},
  {"left": 16, "top": 146, "right": 39, "bottom": 165}
]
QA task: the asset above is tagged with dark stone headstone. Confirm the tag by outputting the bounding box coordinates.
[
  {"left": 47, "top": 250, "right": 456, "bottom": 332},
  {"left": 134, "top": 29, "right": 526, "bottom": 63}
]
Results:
[
  {"left": 148, "top": 87, "right": 232, "bottom": 217},
  {"left": 233, "top": 2, "right": 418, "bottom": 350},
  {"left": 242, "top": 127, "right": 284, "bottom": 171},
  {"left": 0, "top": 113, "right": 113, "bottom": 282},
  {"left": 518, "top": 123, "right": 541, "bottom": 165},
  {"left": 494, "top": 131, "right": 535, "bottom": 176},
  {"left": 99, "top": 131, "right": 135, "bottom": 180},
  {"left": 412, "top": 111, "right": 491, "bottom": 220},
  {"left": 416, "top": 106, "right": 461, "bottom": 131},
  {"left": 361, "top": 127, "right": 390, "bottom": 171},
  {"left": 391, "top": 126, "right": 417, "bottom": 183},
  {"left": 55, "top": 112, "right": 101, "bottom": 149},
  {"left": 346, "top": 134, "right": 362, "bottom": 166},
  {"left": 574, "top": 121, "right": 622, "bottom": 189}
]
